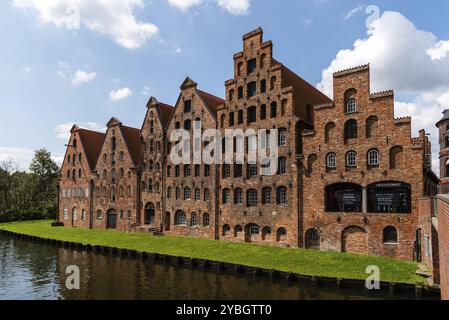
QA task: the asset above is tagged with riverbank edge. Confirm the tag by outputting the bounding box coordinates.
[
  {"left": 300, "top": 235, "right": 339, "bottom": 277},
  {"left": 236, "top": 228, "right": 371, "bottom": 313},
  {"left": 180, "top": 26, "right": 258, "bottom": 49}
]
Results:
[{"left": 0, "top": 228, "right": 440, "bottom": 299}]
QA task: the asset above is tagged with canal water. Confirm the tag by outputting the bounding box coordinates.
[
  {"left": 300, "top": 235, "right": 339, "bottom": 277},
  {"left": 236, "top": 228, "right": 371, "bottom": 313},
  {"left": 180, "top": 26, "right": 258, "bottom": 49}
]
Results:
[{"left": 0, "top": 234, "right": 433, "bottom": 300}]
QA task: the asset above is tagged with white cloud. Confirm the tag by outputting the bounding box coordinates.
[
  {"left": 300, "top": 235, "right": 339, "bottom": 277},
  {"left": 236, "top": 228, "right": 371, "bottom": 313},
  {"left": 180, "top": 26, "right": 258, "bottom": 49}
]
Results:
[
  {"left": 427, "top": 40, "right": 449, "bottom": 60},
  {"left": 142, "top": 86, "right": 151, "bottom": 96},
  {"left": 54, "top": 122, "right": 106, "bottom": 140},
  {"left": 71, "top": 70, "right": 96, "bottom": 85},
  {"left": 0, "top": 147, "right": 34, "bottom": 172},
  {"left": 13, "top": 0, "right": 159, "bottom": 49},
  {"left": 317, "top": 11, "right": 449, "bottom": 174},
  {"left": 168, "top": 0, "right": 250, "bottom": 15},
  {"left": 343, "top": 5, "right": 364, "bottom": 20},
  {"left": 110, "top": 87, "right": 132, "bottom": 102}
]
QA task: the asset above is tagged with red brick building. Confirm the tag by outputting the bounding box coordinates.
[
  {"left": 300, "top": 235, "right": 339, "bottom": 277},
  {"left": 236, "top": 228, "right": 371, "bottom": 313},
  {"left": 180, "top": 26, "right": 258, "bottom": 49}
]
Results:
[{"left": 57, "top": 27, "right": 438, "bottom": 262}]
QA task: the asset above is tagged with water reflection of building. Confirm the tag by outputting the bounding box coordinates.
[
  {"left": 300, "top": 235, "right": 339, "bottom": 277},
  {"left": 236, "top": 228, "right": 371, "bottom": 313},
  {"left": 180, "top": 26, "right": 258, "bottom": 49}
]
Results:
[{"left": 57, "top": 27, "right": 439, "bottom": 262}]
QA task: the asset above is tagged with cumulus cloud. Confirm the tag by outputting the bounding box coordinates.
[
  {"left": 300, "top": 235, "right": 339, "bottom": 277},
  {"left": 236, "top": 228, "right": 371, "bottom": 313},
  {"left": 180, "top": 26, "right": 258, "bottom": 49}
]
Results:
[
  {"left": 71, "top": 70, "right": 96, "bottom": 85},
  {"left": 13, "top": 0, "right": 159, "bottom": 49},
  {"left": 317, "top": 11, "right": 449, "bottom": 174},
  {"left": 168, "top": 0, "right": 250, "bottom": 15},
  {"left": 54, "top": 122, "right": 106, "bottom": 140},
  {"left": 110, "top": 87, "right": 132, "bottom": 102},
  {"left": 0, "top": 147, "right": 34, "bottom": 172}
]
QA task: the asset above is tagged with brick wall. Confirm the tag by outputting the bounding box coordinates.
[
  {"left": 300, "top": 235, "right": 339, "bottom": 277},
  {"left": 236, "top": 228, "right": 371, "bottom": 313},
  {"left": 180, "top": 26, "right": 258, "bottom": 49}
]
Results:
[{"left": 437, "top": 195, "right": 449, "bottom": 300}]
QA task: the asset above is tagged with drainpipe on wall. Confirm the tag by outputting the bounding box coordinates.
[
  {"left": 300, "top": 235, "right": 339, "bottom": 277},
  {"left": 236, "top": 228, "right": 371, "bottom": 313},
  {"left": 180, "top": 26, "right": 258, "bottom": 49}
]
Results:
[
  {"left": 56, "top": 182, "right": 60, "bottom": 223},
  {"left": 89, "top": 179, "right": 94, "bottom": 229}
]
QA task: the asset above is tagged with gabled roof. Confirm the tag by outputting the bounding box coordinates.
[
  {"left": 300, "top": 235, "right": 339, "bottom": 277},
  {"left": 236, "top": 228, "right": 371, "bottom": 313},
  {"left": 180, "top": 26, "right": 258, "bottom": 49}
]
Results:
[
  {"left": 145, "top": 97, "right": 174, "bottom": 129},
  {"left": 120, "top": 126, "right": 142, "bottom": 167},
  {"left": 197, "top": 89, "right": 225, "bottom": 118},
  {"left": 78, "top": 129, "right": 106, "bottom": 170}
]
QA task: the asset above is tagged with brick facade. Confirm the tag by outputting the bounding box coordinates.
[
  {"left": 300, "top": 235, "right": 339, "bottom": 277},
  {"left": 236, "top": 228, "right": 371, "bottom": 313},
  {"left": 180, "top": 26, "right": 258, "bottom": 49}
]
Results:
[
  {"left": 57, "top": 27, "right": 437, "bottom": 262},
  {"left": 436, "top": 195, "right": 449, "bottom": 300}
]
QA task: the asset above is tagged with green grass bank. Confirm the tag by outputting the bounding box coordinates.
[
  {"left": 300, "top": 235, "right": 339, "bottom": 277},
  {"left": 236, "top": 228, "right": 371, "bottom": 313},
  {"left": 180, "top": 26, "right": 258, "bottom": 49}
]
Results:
[{"left": 0, "top": 220, "right": 424, "bottom": 285}]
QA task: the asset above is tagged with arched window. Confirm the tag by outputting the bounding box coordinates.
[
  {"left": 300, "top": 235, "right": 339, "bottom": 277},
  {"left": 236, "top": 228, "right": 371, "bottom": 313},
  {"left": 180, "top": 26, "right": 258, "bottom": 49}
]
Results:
[
  {"left": 247, "top": 82, "right": 257, "bottom": 98},
  {"left": 278, "top": 128, "right": 287, "bottom": 146},
  {"left": 176, "top": 187, "right": 181, "bottom": 200},
  {"left": 203, "top": 213, "right": 210, "bottom": 227},
  {"left": 238, "top": 86, "right": 244, "bottom": 99},
  {"left": 326, "top": 153, "right": 337, "bottom": 170},
  {"left": 148, "top": 179, "right": 153, "bottom": 192},
  {"left": 305, "top": 229, "right": 320, "bottom": 250},
  {"left": 278, "top": 157, "right": 287, "bottom": 175},
  {"left": 260, "top": 104, "right": 267, "bottom": 120},
  {"left": 367, "top": 149, "right": 379, "bottom": 167},
  {"left": 149, "top": 120, "right": 155, "bottom": 134},
  {"left": 276, "top": 187, "right": 288, "bottom": 205},
  {"left": 204, "top": 188, "right": 210, "bottom": 202},
  {"left": 119, "top": 186, "right": 125, "bottom": 197},
  {"left": 229, "top": 89, "right": 234, "bottom": 101},
  {"left": 72, "top": 208, "right": 78, "bottom": 221},
  {"left": 145, "top": 203, "right": 155, "bottom": 225},
  {"left": 190, "top": 213, "right": 198, "bottom": 227},
  {"left": 184, "top": 120, "right": 192, "bottom": 131},
  {"left": 270, "top": 102, "right": 277, "bottom": 118},
  {"left": 229, "top": 112, "right": 235, "bottom": 126},
  {"left": 175, "top": 211, "right": 187, "bottom": 226},
  {"left": 234, "top": 225, "right": 243, "bottom": 237},
  {"left": 247, "top": 106, "right": 257, "bottom": 124},
  {"left": 249, "top": 225, "right": 260, "bottom": 235},
  {"left": 222, "top": 189, "right": 231, "bottom": 204},
  {"left": 234, "top": 188, "right": 243, "bottom": 204},
  {"left": 307, "top": 154, "right": 318, "bottom": 174},
  {"left": 73, "top": 139, "right": 77, "bottom": 149},
  {"left": 195, "top": 188, "right": 201, "bottom": 201},
  {"left": 167, "top": 166, "right": 172, "bottom": 177},
  {"left": 237, "top": 62, "right": 243, "bottom": 76},
  {"left": 72, "top": 154, "right": 76, "bottom": 166},
  {"left": 346, "top": 99, "right": 357, "bottom": 113},
  {"left": 366, "top": 116, "right": 378, "bottom": 138},
  {"left": 389, "top": 146, "right": 404, "bottom": 169},
  {"left": 120, "top": 168, "right": 124, "bottom": 178},
  {"left": 281, "top": 99, "right": 287, "bottom": 116},
  {"left": 167, "top": 187, "right": 172, "bottom": 199},
  {"left": 223, "top": 224, "right": 231, "bottom": 236},
  {"left": 112, "top": 137, "right": 117, "bottom": 151},
  {"left": 270, "top": 76, "right": 276, "bottom": 90},
  {"left": 325, "top": 122, "right": 336, "bottom": 143},
  {"left": 247, "top": 189, "right": 258, "bottom": 207},
  {"left": 262, "top": 227, "right": 272, "bottom": 240},
  {"left": 155, "top": 182, "right": 160, "bottom": 193},
  {"left": 262, "top": 187, "right": 272, "bottom": 205},
  {"left": 238, "top": 110, "right": 244, "bottom": 124},
  {"left": 277, "top": 228, "right": 287, "bottom": 242},
  {"left": 68, "top": 155, "right": 71, "bottom": 166},
  {"left": 344, "top": 119, "right": 358, "bottom": 140},
  {"left": 184, "top": 187, "right": 192, "bottom": 200},
  {"left": 383, "top": 226, "right": 398, "bottom": 244},
  {"left": 346, "top": 151, "right": 357, "bottom": 168},
  {"left": 260, "top": 79, "right": 267, "bottom": 93}
]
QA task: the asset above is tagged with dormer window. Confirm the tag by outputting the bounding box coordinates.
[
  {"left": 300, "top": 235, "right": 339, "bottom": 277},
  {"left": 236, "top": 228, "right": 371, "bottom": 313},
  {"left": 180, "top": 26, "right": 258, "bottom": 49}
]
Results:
[
  {"left": 346, "top": 99, "right": 357, "bottom": 114},
  {"left": 247, "top": 59, "right": 257, "bottom": 74}
]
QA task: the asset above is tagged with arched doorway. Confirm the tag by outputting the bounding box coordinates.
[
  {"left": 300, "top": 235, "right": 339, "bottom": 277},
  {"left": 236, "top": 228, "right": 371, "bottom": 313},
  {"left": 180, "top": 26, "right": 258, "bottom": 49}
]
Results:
[
  {"left": 342, "top": 226, "right": 367, "bottom": 254},
  {"left": 145, "top": 203, "right": 155, "bottom": 225},
  {"left": 106, "top": 209, "right": 118, "bottom": 230},
  {"left": 245, "top": 224, "right": 260, "bottom": 243},
  {"left": 305, "top": 229, "right": 320, "bottom": 250},
  {"left": 164, "top": 212, "right": 171, "bottom": 231}
]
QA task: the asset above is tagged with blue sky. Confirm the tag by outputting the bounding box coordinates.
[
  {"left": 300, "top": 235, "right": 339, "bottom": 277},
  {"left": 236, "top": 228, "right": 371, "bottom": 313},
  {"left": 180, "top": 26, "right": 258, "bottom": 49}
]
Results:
[{"left": 1, "top": 0, "right": 449, "bottom": 171}]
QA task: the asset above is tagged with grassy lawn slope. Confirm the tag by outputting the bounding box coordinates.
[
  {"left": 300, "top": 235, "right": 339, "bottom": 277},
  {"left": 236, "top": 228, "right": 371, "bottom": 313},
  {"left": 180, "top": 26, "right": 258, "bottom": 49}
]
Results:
[{"left": 0, "top": 220, "right": 424, "bottom": 285}]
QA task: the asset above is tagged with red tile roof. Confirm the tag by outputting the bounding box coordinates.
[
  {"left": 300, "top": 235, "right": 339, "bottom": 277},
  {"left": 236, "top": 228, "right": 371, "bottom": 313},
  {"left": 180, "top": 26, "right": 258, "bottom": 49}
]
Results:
[
  {"left": 78, "top": 129, "right": 106, "bottom": 170},
  {"left": 121, "top": 126, "right": 142, "bottom": 167},
  {"left": 158, "top": 102, "right": 174, "bottom": 128},
  {"left": 197, "top": 89, "right": 225, "bottom": 117}
]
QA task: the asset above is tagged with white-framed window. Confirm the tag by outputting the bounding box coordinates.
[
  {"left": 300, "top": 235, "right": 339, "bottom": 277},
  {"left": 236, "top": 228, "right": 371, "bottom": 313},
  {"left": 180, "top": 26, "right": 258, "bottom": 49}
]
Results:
[
  {"left": 62, "top": 189, "right": 66, "bottom": 198},
  {"left": 81, "top": 210, "right": 86, "bottom": 221},
  {"left": 67, "top": 189, "right": 71, "bottom": 198},
  {"left": 326, "top": 153, "right": 337, "bottom": 169},
  {"left": 72, "top": 208, "right": 78, "bottom": 221},
  {"left": 277, "top": 187, "right": 288, "bottom": 205},
  {"left": 346, "top": 99, "right": 357, "bottom": 113},
  {"left": 63, "top": 208, "right": 68, "bottom": 220},
  {"left": 279, "top": 129, "right": 287, "bottom": 146},
  {"left": 247, "top": 189, "right": 258, "bottom": 207},
  {"left": 184, "top": 187, "right": 192, "bottom": 200},
  {"left": 190, "top": 213, "right": 198, "bottom": 227},
  {"left": 346, "top": 151, "right": 357, "bottom": 168},
  {"left": 368, "top": 149, "right": 379, "bottom": 166},
  {"left": 203, "top": 214, "right": 210, "bottom": 227},
  {"left": 85, "top": 188, "right": 89, "bottom": 198}
]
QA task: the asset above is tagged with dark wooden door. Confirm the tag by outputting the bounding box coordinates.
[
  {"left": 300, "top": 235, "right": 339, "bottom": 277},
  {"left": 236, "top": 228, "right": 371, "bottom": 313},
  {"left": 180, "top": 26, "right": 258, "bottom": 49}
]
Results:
[{"left": 107, "top": 211, "right": 117, "bottom": 230}]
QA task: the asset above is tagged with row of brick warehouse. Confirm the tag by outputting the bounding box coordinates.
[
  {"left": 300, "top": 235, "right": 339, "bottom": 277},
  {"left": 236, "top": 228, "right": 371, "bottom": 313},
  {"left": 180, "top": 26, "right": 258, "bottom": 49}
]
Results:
[{"left": 58, "top": 28, "right": 440, "bottom": 263}]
